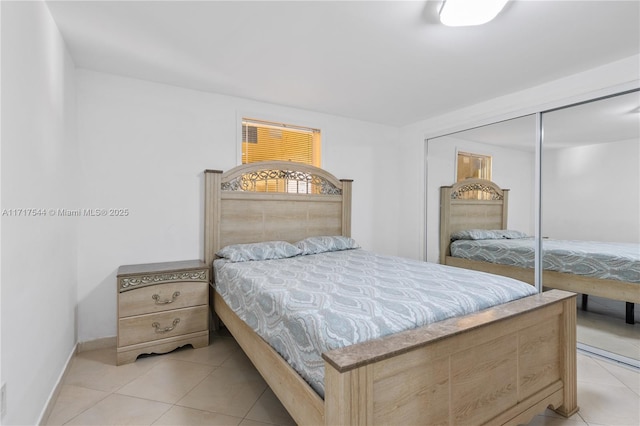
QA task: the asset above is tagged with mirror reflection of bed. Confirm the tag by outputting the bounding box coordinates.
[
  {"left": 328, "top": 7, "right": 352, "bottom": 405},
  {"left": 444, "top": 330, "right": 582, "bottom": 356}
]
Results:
[
  {"left": 439, "top": 178, "right": 639, "bottom": 361},
  {"left": 542, "top": 90, "right": 640, "bottom": 362},
  {"left": 428, "top": 90, "right": 640, "bottom": 364}
]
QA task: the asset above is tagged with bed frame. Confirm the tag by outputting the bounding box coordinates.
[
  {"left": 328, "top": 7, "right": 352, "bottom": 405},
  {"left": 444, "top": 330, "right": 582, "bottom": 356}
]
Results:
[
  {"left": 205, "top": 163, "right": 578, "bottom": 425},
  {"left": 440, "top": 178, "right": 638, "bottom": 324}
]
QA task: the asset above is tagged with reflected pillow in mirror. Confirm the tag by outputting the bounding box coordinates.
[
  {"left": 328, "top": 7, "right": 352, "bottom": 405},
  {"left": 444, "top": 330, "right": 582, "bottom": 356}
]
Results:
[{"left": 451, "top": 229, "right": 529, "bottom": 241}]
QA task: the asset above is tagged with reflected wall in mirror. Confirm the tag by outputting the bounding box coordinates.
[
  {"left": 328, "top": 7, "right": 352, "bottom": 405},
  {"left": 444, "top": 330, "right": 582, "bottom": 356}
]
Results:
[
  {"left": 541, "top": 90, "right": 639, "bottom": 363},
  {"left": 426, "top": 114, "right": 536, "bottom": 264}
]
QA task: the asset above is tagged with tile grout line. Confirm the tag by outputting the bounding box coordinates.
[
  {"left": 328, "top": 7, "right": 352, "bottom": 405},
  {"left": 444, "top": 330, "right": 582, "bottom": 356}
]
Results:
[
  {"left": 592, "top": 357, "right": 640, "bottom": 397},
  {"left": 57, "top": 383, "right": 112, "bottom": 426},
  {"left": 242, "top": 386, "right": 270, "bottom": 425}
]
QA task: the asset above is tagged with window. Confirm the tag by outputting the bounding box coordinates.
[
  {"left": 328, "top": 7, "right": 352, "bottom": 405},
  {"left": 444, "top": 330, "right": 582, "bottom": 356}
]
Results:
[
  {"left": 456, "top": 151, "right": 492, "bottom": 182},
  {"left": 240, "top": 118, "right": 322, "bottom": 193},
  {"left": 241, "top": 118, "right": 321, "bottom": 167},
  {"left": 456, "top": 151, "right": 493, "bottom": 200}
]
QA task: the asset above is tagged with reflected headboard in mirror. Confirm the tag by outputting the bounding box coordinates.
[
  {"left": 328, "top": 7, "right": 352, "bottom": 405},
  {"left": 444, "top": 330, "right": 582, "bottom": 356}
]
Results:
[{"left": 439, "top": 178, "right": 509, "bottom": 264}]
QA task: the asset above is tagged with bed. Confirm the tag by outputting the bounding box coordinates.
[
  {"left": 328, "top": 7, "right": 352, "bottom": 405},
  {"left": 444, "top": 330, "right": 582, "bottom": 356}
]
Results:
[
  {"left": 205, "top": 162, "right": 578, "bottom": 425},
  {"left": 440, "top": 178, "right": 639, "bottom": 325}
]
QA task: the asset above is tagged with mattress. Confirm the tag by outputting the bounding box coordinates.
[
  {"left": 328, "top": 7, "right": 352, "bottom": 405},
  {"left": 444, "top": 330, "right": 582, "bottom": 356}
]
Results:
[
  {"left": 450, "top": 238, "right": 640, "bottom": 283},
  {"left": 214, "top": 249, "right": 537, "bottom": 397}
]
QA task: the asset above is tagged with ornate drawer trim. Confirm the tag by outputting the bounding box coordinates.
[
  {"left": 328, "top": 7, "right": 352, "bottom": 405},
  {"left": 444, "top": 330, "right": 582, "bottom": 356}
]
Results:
[{"left": 119, "top": 270, "right": 209, "bottom": 292}]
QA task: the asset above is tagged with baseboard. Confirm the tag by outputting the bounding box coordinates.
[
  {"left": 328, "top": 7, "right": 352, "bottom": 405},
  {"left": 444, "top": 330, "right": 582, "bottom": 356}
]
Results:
[
  {"left": 37, "top": 343, "right": 77, "bottom": 426},
  {"left": 37, "top": 336, "right": 117, "bottom": 425},
  {"left": 77, "top": 336, "right": 116, "bottom": 353}
]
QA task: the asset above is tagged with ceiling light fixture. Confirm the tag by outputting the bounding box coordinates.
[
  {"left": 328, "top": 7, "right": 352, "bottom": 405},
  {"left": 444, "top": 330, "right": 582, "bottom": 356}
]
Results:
[{"left": 439, "top": 0, "right": 510, "bottom": 27}]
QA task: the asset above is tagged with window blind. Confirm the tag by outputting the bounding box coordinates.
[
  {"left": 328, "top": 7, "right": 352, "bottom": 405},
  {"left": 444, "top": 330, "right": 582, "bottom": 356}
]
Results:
[{"left": 242, "top": 118, "right": 321, "bottom": 167}]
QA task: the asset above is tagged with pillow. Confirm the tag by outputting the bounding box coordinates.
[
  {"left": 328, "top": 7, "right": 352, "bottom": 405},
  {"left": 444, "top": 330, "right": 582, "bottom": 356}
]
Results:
[
  {"left": 216, "top": 241, "right": 301, "bottom": 262},
  {"left": 450, "top": 229, "right": 529, "bottom": 241},
  {"left": 296, "top": 236, "right": 360, "bottom": 255},
  {"left": 498, "top": 230, "right": 530, "bottom": 239}
]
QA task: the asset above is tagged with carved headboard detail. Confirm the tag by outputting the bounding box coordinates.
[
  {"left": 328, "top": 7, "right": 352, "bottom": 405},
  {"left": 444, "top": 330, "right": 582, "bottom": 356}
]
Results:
[
  {"left": 221, "top": 168, "right": 342, "bottom": 195},
  {"left": 449, "top": 180, "right": 505, "bottom": 200}
]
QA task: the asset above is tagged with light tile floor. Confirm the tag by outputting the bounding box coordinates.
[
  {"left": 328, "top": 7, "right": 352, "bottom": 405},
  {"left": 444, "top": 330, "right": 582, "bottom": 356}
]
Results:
[
  {"left": 576, "top": 296, "right": 639, "bottom": 362},
  {"left": 45, "top": 331, "right": 640, "bottom": 426}
]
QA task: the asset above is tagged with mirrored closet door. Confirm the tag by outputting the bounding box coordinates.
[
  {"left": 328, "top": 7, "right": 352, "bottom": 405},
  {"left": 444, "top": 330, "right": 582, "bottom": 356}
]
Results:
[
  {"left": 541, "top": 90, "right": 640, "bottom": 364},
  {"left": 426, "top": 114, "right": 537, "bottom": 263}
]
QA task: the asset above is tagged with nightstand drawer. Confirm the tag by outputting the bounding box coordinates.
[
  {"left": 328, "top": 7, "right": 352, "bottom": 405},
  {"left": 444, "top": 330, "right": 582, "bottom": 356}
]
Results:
[
  {"left": 119, "top": 281, "right": 208, "bottom": 317},
  {"left": 116, "top": 260, "right": 210, "bottom": 364},
  {"left": 118, "top": 305, "right": 208, "bottom": 347}
]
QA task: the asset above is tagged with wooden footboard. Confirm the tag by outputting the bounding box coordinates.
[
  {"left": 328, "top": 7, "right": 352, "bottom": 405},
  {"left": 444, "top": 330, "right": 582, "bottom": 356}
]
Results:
[{"left": 216, "top": 289, "right": 578, "bottom": 426}]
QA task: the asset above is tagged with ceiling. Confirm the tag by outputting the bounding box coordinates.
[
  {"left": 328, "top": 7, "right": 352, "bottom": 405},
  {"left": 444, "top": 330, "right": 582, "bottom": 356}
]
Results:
[
  {"left": 436, "top": 89, "right": 640, "bottom": 151},
  {"left": 46, "top": 0, "right": 640, "bottom": 127}
]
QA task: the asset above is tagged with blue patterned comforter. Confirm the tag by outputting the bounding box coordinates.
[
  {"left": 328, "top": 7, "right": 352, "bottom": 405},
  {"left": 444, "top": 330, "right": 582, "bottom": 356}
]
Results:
[
  {"left": 214, "top": 249, "right": 537, "bottom": 397},
  {"left": 450, "top": 239, "right": 640, "bottom": 283}
]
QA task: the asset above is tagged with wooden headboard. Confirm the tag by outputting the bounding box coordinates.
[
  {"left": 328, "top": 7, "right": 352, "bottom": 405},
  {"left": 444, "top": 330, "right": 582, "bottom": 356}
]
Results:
[
  {"left": 439, "top": 179, "right": 509, "bottom": 264},
  {"left": 204, "top": 161, "right": 353, "bottom": 265}
]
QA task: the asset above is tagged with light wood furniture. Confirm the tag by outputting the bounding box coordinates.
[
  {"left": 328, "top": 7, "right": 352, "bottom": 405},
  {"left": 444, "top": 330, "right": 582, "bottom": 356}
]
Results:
[
  {"left": 117, "top": 260, "right": 210, "bottom": 365},
  {"left": 440, "top": 178, "right": 638, "bottom": 324},
  {"left": 205, "top": 162, "right": 578, "bottom": 426}
]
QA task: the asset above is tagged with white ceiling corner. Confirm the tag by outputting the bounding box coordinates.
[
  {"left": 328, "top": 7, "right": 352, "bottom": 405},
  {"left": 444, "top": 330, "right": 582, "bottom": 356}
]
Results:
[{"left": 45, "top": 0, "right": 640, "bottom": 127}]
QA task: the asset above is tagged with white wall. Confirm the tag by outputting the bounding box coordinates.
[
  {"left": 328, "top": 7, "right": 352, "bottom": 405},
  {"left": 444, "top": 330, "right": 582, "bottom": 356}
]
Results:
[
  {"left": 425, "top": 136, "right": 535, "bottom": 263},
  {"left": 0, "top": 5, "right": 637, "bottom": 419},
  {"left": 396, "top": 55, "right": 640, "bottom": 261},
  {"left": 75, "top": 70, "right": 400, "bottom": 342},
  {"left": 543, "top": 139, "right": 640, "bottom": 243},
  {"left": 0, "top": 2, "right": 78, "bottom": 424}
]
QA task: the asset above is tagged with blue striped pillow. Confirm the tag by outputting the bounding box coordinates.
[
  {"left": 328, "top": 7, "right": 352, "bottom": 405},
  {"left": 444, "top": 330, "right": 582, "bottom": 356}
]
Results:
[
  {"left": 296, "top": 236, "right": 360, "bottom": 255},
  {"left": 216, "top": 241, "right": 301, "bottom": 262}
]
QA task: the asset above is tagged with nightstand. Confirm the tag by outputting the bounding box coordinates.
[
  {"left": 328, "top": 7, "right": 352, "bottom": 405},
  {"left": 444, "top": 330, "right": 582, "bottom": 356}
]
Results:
[{"left": 116, "top": 260, "right": 210, "bottom": 365}]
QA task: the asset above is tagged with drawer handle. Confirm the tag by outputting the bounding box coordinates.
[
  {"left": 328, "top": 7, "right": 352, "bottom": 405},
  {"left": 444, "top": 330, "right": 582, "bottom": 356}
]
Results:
[
  {"left": 152, "top": 291, "right": 181, "bottom": 305},
  {"left": 152, "top": 318, "right": 180, "bottom": 333}
]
